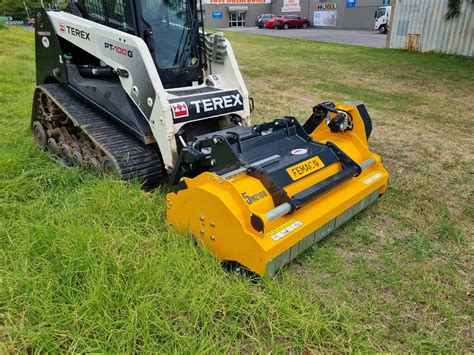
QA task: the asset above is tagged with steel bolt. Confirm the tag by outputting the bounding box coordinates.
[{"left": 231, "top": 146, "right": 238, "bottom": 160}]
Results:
[
  {"left": 200, "top": 229, "right": 204, "bottom": 235},
  {"left": 210, "top": 235, "right": 215, "bottom": 241},
  {"left": 200, "top": 216, "right": 205, "bottom": 221}
]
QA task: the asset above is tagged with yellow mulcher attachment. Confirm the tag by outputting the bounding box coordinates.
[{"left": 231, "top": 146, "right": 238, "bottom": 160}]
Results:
[{"left": 167, "top": 102, "right": 388, "bottom": 276}]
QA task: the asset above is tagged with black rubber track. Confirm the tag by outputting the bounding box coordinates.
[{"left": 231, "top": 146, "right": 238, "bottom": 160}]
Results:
[{"left": 35, "top": 84, "right": 162, "bottom": 185}]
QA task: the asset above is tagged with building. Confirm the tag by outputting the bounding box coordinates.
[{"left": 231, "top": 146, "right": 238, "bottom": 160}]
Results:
[
  {"left": 201, "top": 0, "right": 390, "bottom": 30},
  {"left": 387, "top": 0, "right": 472, "bottom": 57}
]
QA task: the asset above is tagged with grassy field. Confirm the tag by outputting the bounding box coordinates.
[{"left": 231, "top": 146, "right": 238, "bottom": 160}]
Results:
[{"left": 1, "top": 26, "right": 473, "bottom": 352}]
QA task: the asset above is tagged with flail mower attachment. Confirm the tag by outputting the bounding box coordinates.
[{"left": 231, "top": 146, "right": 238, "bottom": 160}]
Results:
[{"left": 166, "top": 102, "right": 389, "bottom": 276}]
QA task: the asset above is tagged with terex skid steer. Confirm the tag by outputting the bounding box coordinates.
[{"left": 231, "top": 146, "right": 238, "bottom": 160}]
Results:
[{"left": 31, "top": 0, "right": 389, "bottom": 276}]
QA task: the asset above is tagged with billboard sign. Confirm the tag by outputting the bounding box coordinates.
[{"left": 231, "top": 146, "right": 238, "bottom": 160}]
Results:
[
  {"left": 313, "top": 10, "right": 337, "bottom": 26},
  {"left": 282, "top": 0, "right": 301, "bottom": 12}
]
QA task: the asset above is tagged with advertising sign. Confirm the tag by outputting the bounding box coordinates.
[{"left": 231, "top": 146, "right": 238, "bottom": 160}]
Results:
[
  {"left": 346, "top": 0, "right": 356, "bottom": 8},
  {"left": 202, "top": 0, "right": 270, "bottom": 3},
  {"left": 316, "top": 3, "right": 336, "bottom": 11},
  {"left": 282, "top": 0, "right": 301, "bottom": 12},
  {"left": 313, "top": 10, "right": 337, "bottom": 26},
  {"left": 212, "top": 12, "right": 223, "bottom": 18}
]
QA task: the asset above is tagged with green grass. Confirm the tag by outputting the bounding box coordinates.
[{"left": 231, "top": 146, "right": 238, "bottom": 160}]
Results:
[{"left": 1, "top": 26, "right": 473, "bottom": 352}]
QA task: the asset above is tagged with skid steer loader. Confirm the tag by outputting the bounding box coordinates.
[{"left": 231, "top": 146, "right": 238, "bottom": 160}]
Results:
[{"left": 31, "top": 0, "right": 389, "bottom": 276}]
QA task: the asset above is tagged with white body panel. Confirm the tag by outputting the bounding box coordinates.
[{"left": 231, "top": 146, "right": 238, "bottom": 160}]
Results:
[{"left": 47, "top": 11, "right": 251, "bottom": 172}]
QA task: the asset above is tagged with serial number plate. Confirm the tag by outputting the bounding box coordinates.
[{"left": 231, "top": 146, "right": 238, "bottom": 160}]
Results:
[{"left": 286, "top": 156, "right": 325, "bottom": 181}]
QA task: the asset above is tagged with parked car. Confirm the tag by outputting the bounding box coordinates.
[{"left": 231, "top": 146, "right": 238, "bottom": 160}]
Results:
[
  {"left": 263, "top": 16, "right": 281, "bottom": 29},
  {"left": 255, "top": 13, "right": 276, "bottom": 29},
  {"left": 27, "top": 18, "right": 35, "bottom": 27},
  {"left": 275, "top": 15, "right": 310, "bottom": 30}
]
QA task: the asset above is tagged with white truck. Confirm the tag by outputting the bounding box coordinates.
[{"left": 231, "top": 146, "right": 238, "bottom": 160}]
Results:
[{"left": 374, "top": 5, "right": 391, "bottom": 34}]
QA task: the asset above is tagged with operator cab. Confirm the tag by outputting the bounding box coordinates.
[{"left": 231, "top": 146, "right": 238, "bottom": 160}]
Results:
[{"left": 74, "top": 0, "right": 204, "bottom": 89}]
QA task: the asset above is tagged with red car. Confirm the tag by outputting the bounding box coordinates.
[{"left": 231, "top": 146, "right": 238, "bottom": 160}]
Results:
[
  {"left": 275, "top": 15, "right": 310, "bottom": 30},
  {"left": 263, "top": 16, "right": 280, "bottom": 29}
]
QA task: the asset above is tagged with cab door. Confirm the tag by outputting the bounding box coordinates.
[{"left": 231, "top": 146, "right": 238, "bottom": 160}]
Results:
[{"left": 374, "top": 7, "right": 386, "bottom": 29}]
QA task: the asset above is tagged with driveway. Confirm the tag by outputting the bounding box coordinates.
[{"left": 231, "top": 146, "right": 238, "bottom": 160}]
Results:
[{"left": 219, "top": 27, "right": 387, "bottom": 48}]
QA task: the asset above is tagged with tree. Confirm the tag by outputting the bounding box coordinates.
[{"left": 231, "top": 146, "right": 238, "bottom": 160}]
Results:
[
  {"left": 0, "top": 0, "right": 42, "bottom": 20},
  {"left": 446, "top": 0, "right": 473, "bottom": 19}
]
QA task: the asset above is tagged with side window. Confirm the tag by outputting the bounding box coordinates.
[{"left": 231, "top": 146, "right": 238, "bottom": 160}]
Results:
[{"left": 83, "top": 0, "right": 135, "bottom": 33}]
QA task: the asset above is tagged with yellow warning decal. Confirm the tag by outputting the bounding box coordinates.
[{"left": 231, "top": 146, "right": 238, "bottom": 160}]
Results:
[
  {"left": 286, "top": 156, "right": 325, "bottom": 181},
  {"left": 267, "top": 219, "right": 303, "bottom": 241}
]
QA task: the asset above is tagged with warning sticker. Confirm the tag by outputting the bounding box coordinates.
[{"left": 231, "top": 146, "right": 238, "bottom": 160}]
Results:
[
  {"left": 267, "top": 219, "right": 303, "bottom": 241},
  {"left": 363, "top": 172, "right": 382, "bottom": 185}
]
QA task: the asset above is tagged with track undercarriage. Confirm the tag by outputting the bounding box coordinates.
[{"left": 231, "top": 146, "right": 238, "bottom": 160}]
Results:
[{"left": 31, "top": 84, "right": 162, "bottom": 185}]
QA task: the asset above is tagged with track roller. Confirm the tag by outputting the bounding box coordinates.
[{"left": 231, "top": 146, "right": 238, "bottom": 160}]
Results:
[
  {"left": 60, "top": 144, "right": 73, "bottom": 166},
  {"left": 88, "top": 157, "right": 101, "bottom": 172},
  {"left": 101, "top": 157, "right": 120, "bottom": 176},
  {"left": 70, "top": 142, "right": 82, "bottom": 154},
  {"left": 47, "top": 138, "right": 58, "bottom": 154},
  {"left": 72, "top": 151, "right": 83, "bottom": 167},
  {"left": 33, "top": 121, "right": 47, "bottom": 149}
]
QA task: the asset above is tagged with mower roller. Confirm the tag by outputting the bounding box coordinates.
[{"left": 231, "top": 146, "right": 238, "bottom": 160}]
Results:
[{"left": 31, "top": 1, "right": 388, "bottom": 276}]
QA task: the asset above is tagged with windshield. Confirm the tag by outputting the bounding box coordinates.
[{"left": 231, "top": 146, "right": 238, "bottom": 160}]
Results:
[
  {"left": 141, "top": 0, "right": 199, "bottom": 70},
  {"left": 376, "top": 8, "right": 386, "bottom": 19}
]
